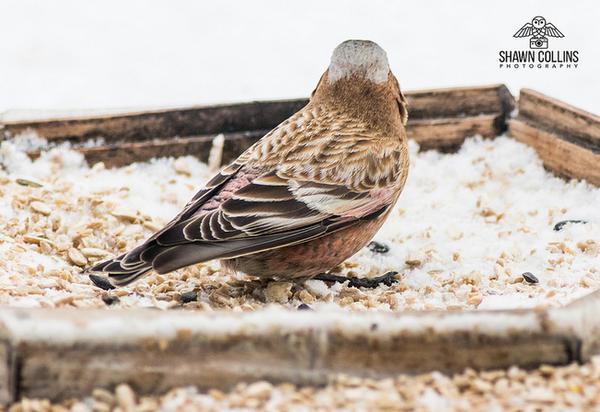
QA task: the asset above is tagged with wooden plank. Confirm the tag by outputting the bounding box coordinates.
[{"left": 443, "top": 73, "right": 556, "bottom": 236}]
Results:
[
  {"left": 406, "top": 84, "right": 514, "bottom": 120},
  {"left": 518, "top": 89, "right": 600, "bottom": 149},
  {"left": 0, "top": 100, "right": 307, "bottom": 144},
  {"left": 12, "top": 85, "right": 514, "bottom": 168},
  {"left": 26, "top": 114, "right": 501, "bottom": 168},
  {"left": 0, "top": 340, "right": 14, "bottom": 405},
  {"left": 27, "top": 130, "right": 269, "bottom": 168},
  {"left": 1, "top": 85, "right": 514, "bottom": 146},
  {"left": 408, "top": 114, "right": 500, "bottom": 151},
  {"left": 508, "top": 89, "right": 600, "bottom": 186},
  {"left": 562, "top": 289, "right": 600, "bottom": 362},
  {"left": 508, "top": 119, "right": 600, "bottom": 185},
  {"left": 0, "top": 295, "right": 594, "bottom": 403}
]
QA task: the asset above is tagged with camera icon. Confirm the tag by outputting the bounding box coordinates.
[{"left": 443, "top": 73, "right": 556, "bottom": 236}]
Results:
[{"left": 530, "top": 37, "right": 548, "bottom": 49}]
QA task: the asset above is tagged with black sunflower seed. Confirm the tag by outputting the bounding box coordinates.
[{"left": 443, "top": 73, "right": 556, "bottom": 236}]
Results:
[
  {"left": 553, "top": 220, "right": 587, "bottom": 231},
  {"left": 368, "top": 241, "right": 389, "bottom": 254},
  {"left": 180, "top": 291, "right": 198, "bottom": 303},
  {"left": 522, "top": 272, "right": 539, "bottom": 284},
  {"left": 101, "top": 294, "right": 120, "bottom": 305}
]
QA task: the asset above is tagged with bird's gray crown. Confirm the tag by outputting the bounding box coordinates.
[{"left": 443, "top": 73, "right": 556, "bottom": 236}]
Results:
[{"left": 328, "top": 40, "right": 389, "bottom": 84}]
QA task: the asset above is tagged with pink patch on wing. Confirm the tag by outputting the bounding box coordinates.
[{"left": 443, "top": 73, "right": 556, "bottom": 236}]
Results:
[
  {"left": 199, "top": 167, "right": 262, "bottom": 213},
  {"left": 342, "top": 187, "right": 394, "bottom": 218}
]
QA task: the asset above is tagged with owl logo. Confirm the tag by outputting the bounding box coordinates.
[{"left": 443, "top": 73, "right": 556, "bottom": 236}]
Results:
[{"left": 514, "top": 16, "right": 564, "bottom": 49}]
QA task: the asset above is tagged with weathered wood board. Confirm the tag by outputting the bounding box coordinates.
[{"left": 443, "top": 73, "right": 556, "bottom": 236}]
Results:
[
  {"left": 508, "top": 89, "right": 600, "bottom": 185},
  {"left": 0, "top": 290, "right": 597, "bottom": 403},
  {"left": 2, "top": 85, "right": 514, "bottom": 167}
]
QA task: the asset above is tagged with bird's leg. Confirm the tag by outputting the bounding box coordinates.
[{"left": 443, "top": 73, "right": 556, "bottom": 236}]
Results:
[{"left": 313, "top": 271, "right": 399, "bottom": 289}]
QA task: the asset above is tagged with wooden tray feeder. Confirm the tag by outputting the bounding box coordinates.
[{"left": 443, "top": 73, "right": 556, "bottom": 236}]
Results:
[{"left": 0, "top": 84, "right": 599, "bottom": 403}]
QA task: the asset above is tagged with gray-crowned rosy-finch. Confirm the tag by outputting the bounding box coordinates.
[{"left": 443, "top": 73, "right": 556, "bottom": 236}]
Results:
[{"left": 88, "top": 39, "right": 410, "bottom": 289}]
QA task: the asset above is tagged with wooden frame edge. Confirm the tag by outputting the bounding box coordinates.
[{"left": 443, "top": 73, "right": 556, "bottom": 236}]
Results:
[
  {"left": 3, "top": 86, "right": 600, "bottom": 403},
  {"left": 508, "top": 89, "right": 600, "bottom": 185},
  {"left": 0, "top": 298, "right": 594, "bottom": 402},
  {"left": 0, "top": 84, "right": 515, "bottom": 167}
]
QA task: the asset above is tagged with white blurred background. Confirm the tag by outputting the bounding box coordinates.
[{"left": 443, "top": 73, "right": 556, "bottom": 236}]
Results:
[{"left": 0, "top": 0, "right": 598, "bottom": 118}]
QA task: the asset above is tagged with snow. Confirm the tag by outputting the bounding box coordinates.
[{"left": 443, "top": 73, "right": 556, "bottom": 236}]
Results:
[
  {"left": 0, "top": 138, "right": 215, "bottom": 308},
  {"left": 304, "top": 279, "right": 331, "bottom": 298},
  {"left": 1, "top": 305, "right": 543, "bottom": 344},
  {"left": 350, "top": 137, "right": 600, "bottom": 310},
  {"left": 0, "top": 0, "right": 598, "bottom": 119},
  {"left": 418, "top": 388, "right": 451, "bottom": 412},
  {"left": 0, "top": 134, "right": 598, "bottom": 312}
]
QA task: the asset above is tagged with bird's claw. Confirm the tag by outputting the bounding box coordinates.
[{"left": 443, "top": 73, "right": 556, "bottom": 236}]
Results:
[{"left": 313, "top": 271, "right": 399, "bottom": 289}]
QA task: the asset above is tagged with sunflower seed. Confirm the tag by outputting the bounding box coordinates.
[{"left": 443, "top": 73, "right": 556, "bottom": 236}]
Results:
[
  {"left": 180, "top": 291, "right": 198, "bottom": 303},
  {"left": 30, "top": 201, "right": 51, "bottom": 216},
  {"left": 110, "top": 210, "right": 140, "bottom": 223},
  {"left": 297, "top": 289, "right": 315, "bottom": 304},
  {"left": 115, "top": 384, "right": 136, "bottom": 412},
  {"left": 264, "top": 281, "right": 292, "bottom": 303},
  {"left": 67, "top": 248, "right": 88, "bottom": 267},
  {"left": 23, "top": 235, "right": 47, "bottom": 245},
  {"left": 143, "top": 220, "right": 162, "bottom": 231},
  {"left": 92, "top": 388, "right": 115, "bottom": 405},
  {"left": 522, "top": 272, "right": 539, "bottom": 284},
  {"left": 102, "top": 294, "right": 120, "bottom": 306},
  {"left": 16, "top": 176, "right": 44, "bottom": 187},
  {"left": 368, "top": 241, "right": 389, "bottom": 254},
  {"left": 80, "top": 247, "right": 109, "bottom": 258},
  {"left": 553, "top": 220, "right": 587, "bottom": 231}
]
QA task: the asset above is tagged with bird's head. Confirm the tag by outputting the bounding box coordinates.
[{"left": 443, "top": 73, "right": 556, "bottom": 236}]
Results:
[
  {"left": 312, "top": 40, "right": 408, "bottom": 126},
  {"left": 532, "top": 16, "right": 546, "bottom": 28},
  {"left": 328, "top": 40, "right": 390, "bottom": 85}
]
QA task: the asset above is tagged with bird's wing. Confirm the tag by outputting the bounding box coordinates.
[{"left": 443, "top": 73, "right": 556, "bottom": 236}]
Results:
[
  {"left": 545, "top": 23, "right": 564, "bottom": 37},
  {"left": 144, "top": 107, "right": 405, "bottom": 274},
  {"left": 89, "top": 104, "right": 406, "bottom": 282},
  {"left": 147, "top": 169, "right": 397, "bottom": 274},
  {"left": 145, "top": 161, "right": 245, "bottom": 241},
  {"left": 87, "top": 161, "right": 245, "bottom": 282},
  {"left": 513, "top": 23, "right": 534, "bottom": 37}
]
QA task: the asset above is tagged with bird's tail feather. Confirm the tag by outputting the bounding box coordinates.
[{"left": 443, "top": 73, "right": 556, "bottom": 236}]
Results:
[
  {"left": 85, "top": 216, "right": 363, "bottom": 289},
  {"left": 86, "top": 248, "right": 155, "bottom": 289}
]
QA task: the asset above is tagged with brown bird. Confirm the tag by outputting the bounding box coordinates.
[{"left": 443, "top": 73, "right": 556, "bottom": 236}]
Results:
[{"left": 87, "top": 39, "right": 410, "bottom": 289}]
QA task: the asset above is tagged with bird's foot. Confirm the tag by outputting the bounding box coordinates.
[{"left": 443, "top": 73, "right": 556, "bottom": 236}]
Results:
[{"left": 313, "top": 271, "right": 399, "bottom": 289}]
